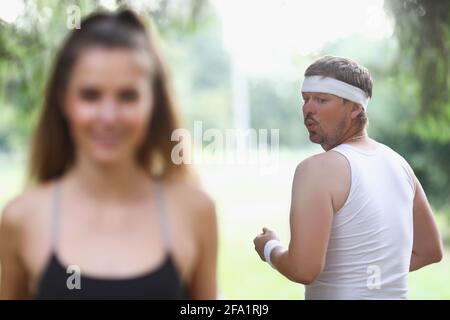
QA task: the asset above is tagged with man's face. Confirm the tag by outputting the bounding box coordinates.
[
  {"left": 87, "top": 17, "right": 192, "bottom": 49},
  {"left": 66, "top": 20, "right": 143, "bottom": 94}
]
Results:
[{"left": 301, "top": 92, "right": 352, "bottom": 151}]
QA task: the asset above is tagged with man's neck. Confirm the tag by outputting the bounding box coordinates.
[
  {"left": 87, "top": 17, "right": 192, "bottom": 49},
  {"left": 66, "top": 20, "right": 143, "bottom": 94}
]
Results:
[
  {"left": 341, "top": 129, "right": 381, "bottom": 152},
  {"left": 342, "top": 129, "right": 369, "bottom": 145},
  {"left": 323, "top": 128, "right": 372, "bottom": 151}
]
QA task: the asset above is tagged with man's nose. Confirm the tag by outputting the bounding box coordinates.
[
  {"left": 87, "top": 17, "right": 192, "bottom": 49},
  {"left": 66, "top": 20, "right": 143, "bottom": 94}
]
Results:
[{"left": 302, "top": 99, "right": 315, "bottom": 117}]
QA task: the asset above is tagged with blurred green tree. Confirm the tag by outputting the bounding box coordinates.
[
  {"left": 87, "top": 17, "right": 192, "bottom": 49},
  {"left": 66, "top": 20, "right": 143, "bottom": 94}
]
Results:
[
  {"left": 383, "top": 0, "right": 450, "bottom": 207},
  {"left": 0, "top": 0, "right": 213, "bottom": 151},
  {"left": 385, "top": 0, "right": 450, "bottom": 142}
]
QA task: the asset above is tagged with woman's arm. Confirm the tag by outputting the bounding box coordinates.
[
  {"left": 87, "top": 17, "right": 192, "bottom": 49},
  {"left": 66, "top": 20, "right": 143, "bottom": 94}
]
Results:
[
  {"left": 187, "top": 193, "right": 218, "bottom": 299},
  {"left": 0, "top": 202, "right": 31, "bottom": 299},
  {"left": 409, "top": 176, "right": 443, "bottom": 272}
]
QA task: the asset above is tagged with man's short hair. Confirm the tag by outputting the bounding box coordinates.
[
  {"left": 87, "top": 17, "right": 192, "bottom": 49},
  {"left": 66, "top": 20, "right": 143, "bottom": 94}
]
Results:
[{"left": 304, "top": 56, "right": 373, "bottom": 128}]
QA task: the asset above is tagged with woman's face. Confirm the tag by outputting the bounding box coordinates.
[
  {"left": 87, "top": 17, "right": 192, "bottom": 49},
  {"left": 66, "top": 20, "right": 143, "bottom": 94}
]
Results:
[{"left": 65, "top": 47, "right": 153, "bottom": 167}]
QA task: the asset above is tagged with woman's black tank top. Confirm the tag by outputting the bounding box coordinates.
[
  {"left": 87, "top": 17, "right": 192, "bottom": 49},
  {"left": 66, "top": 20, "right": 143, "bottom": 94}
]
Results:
[{"left": 35, "top": 180, "right": 188, "bottom": 300}]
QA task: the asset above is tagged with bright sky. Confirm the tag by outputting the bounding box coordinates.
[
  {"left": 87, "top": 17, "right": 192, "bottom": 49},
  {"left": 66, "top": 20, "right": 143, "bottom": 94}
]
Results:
[
  {"left": 213, "top": 0, "right": 394, "bottom": 76},
  {"left": 0, "top": 1, "right": 24, "bottom": 23},
  {"left": 0, "top": 0, "right": 394, "bottom": 76}
]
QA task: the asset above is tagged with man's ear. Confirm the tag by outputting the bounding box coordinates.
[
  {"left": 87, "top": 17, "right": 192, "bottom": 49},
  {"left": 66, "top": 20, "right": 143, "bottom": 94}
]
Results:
[{"left": 350, "top": 102, "right": 363, "bottom": 120}]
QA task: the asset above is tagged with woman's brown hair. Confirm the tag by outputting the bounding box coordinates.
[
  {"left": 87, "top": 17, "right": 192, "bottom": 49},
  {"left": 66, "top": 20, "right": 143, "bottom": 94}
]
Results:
[{"left": 28, "top": 9, "right": 191, "bottom": 184}]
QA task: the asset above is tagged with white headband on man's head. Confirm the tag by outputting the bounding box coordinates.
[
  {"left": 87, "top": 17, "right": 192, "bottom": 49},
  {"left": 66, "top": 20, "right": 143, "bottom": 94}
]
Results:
[{"left": 301, "top": 75, "right": 370, "bottom": 109}]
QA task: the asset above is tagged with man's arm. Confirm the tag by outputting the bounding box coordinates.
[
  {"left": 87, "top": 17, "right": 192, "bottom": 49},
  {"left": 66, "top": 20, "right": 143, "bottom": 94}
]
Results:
[
  {"left": 269, "top": 156, "right": 336, "bottom": 284},
  {"left": 409, "top": 176, "right": 443, "bottom": 271}
]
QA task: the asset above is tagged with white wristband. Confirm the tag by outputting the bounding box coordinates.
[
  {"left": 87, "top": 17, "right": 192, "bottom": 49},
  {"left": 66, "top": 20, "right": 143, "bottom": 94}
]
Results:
[{"left": 264, "top": 240, "right": 282, "bottom": 269}]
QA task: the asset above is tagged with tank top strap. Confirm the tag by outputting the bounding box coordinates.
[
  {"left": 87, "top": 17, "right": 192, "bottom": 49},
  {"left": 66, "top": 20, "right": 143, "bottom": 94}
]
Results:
[
  {"left": 50, "top": 179, "right": 173, "bottom": 252},
  {"left": 50, "top": 180, "right": 62, "bottom": 252},
  {"left": 154, "top": 180, "right": 172, "bottom": 252}
]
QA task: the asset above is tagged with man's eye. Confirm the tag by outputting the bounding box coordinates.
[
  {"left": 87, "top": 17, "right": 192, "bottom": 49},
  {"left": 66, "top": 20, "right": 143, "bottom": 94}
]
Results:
[
  {"left": 79, "top": 88, "right": 101, "bottom": 102},
  {"left": 317, "top": 98, "right": 327, "bottom": 103},
  {"left": 118, "top": 89, "right": 139, "bottom": 103}
]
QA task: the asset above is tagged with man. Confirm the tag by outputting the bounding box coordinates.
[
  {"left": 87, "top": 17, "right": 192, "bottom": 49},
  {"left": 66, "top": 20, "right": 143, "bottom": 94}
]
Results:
[{"left": 253, "top": 56, "right": 443, "bottom": 299}]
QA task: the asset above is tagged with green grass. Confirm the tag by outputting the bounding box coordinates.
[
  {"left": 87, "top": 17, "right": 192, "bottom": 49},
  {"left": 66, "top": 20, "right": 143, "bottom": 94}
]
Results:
[{"left": 1, "top": 150, "right": 449, "bottom": 299}]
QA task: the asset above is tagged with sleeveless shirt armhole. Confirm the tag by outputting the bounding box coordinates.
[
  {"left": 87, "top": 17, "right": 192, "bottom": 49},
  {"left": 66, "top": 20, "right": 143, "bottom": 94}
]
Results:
[
  {"left": 380, "top": 143, "right": 416, "bottom": 195},
  {"left": 399, "top": 156, "right": 416, "bottom": 195},
  {"left": 328, "top": 147, "right": 355, "bottom": 214}
]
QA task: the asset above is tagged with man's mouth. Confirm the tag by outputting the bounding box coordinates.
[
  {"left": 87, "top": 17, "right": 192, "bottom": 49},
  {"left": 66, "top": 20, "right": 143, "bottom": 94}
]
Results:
[{"left": 304, "top": 119, "right": 317, "bottom": 129}]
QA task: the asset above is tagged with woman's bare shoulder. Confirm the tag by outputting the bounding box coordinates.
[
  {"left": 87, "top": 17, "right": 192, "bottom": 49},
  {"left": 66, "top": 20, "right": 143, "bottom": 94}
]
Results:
[
  {"left": 163, "top": 177, "right": 216, "bottom": 223},
  {"left": 1, "top": 182, "right": 54, "bottom": 229}
]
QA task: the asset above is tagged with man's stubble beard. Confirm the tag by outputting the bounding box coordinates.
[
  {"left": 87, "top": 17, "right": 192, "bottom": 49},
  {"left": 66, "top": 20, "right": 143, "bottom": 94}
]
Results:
[{"left": 310, "top": 116, "right": 347, "bottom": 150}]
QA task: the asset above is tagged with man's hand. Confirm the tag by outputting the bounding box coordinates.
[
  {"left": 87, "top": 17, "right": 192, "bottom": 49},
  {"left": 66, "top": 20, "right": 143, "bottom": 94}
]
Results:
[{"left": 253, "top": 227, "right": 280, "bottom": 261}]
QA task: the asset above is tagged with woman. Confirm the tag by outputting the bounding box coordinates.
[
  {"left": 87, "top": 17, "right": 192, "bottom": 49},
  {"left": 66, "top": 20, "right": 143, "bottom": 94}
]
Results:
[{"left": 0, "top": 9, "right": 218, "bottom": 299}]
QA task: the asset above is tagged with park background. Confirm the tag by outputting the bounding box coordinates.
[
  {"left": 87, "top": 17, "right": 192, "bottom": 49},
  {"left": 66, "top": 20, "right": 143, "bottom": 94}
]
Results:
[{"left": 0, "top": 0, "right": 449, "bottom": 299}]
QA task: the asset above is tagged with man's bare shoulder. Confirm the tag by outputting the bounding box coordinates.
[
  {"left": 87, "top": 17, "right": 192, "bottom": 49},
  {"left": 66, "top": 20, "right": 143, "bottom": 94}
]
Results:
[
  {"left": 295, "top": 151, "right": 349, "bottom": 180},
  {"left": 293, "top": 151, "right": 351, "bottom": 212}
]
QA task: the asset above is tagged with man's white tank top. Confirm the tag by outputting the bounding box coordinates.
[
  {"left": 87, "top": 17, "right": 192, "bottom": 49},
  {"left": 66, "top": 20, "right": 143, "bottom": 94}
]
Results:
[{"left": 305, "top": 143, "right": 416, "bottom": 300}]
